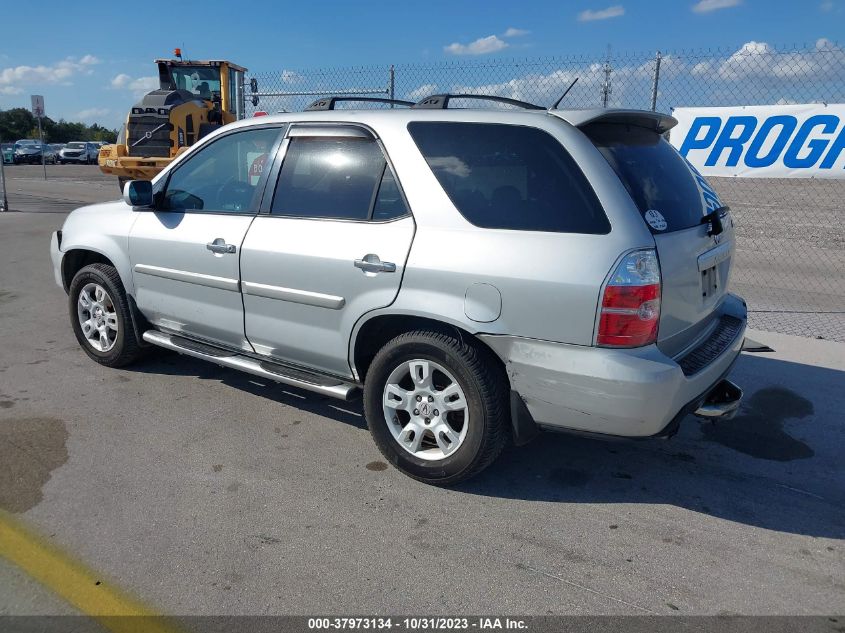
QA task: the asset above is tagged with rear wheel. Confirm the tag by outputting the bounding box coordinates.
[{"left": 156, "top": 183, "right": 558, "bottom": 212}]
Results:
[
  {"left": 363, "top": 331, "right": 509, "bottom": 485},
  {"left": 68, "top": 263, "right": 144, "bottom": 368},
  {"left": 117, "top": 177, "right": 129, "bottom": 193}
]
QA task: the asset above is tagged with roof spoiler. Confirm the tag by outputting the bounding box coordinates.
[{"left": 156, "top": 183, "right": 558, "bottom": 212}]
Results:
[{"left": 550, "top": 109, "right": 678, "bottom": 134}]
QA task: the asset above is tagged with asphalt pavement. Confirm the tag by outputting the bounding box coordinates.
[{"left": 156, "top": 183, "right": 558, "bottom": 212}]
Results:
[{"left": 0, "top": 166, "right": 843, "bottom": 618}]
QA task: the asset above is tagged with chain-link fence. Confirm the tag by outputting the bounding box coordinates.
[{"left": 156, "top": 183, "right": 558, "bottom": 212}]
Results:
[{"left": 246, "top": 41, "right": 845, "bottom": 341}]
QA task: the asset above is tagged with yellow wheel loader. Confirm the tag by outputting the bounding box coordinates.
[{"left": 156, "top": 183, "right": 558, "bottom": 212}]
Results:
[{"left": 98, "top": 52, "right": 249, "bottom": 190}]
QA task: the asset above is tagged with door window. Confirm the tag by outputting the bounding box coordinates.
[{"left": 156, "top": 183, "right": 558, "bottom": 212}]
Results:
[
  {"left": 162, "top": 127, "right": 281, "bottom": 213},
  {"left": 270, "top": 136, "right": 408, "bottom": 221}
]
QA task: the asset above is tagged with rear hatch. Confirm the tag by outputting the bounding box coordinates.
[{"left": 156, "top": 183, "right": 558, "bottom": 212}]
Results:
[{"left": 582, "top": 122, "right": 735, "bottom": 357}]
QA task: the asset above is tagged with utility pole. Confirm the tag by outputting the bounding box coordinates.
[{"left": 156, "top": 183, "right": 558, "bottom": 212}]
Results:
[
  {"left": 651, "top": 51, "right": 662, "bottom": 112},
  {"left": 31, "top": 95, "right": 47, "bottom": 181},
  {"left": 0, "top": 134, "right": 8, "bottom": 212},
  {"left": 389, "top": 65, "right": 395, "bottom": 107},
  {"left": 37, "top": 115, "right": 46, "bottom": 181},
  {"left": 601, "top": 46, "right": 612, "bottom": 108}
]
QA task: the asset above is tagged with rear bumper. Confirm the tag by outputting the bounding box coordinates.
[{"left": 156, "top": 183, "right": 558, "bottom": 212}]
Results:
[{"left": 481, "top": 293, "right": 747, "bottom": 438}]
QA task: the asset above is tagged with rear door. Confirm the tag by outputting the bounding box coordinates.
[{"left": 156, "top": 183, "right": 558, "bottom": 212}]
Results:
[
  {"left": 583, "top": 122, "right": 735, "bottom": 356},
  {"left": 240, "top": 124, "right": 414, "bottom": 378}
]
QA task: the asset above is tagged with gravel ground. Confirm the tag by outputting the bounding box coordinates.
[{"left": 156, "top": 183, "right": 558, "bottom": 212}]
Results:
[{"left": 710, "top": 176, "right": 845, "bottom": 341}]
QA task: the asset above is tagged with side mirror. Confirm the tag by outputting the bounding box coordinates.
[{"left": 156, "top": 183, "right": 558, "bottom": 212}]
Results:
[{"left": 123, "top": 180, "right": 154, "bottom": 208}]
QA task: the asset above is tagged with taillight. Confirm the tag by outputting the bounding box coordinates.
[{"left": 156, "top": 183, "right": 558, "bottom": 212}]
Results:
[{"left": 597, "top": 249, "right": 661, "bottom": 348}]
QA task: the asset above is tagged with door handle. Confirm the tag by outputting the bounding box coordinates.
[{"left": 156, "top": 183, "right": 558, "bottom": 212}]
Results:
[
  {"left": 354, "top": 254, "right": 396, "bottom": 274},
  {"left": 206, "top": 238, "right": 236, "bottom": 255}
]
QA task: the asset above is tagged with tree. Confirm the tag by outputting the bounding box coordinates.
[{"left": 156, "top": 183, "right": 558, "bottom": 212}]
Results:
[
  {"left": 0, "top": 108, "right": 117, "bottom": 143},
  {"left": 0, "top": 108, "right": 35, "bottom": 142}
]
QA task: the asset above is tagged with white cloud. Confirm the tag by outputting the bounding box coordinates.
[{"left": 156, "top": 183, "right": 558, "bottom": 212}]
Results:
[
  {"left": 820, "top": 0, "right": 834, "bottom": 10},
  {"left": 406, "top": 83, "right": 438, "bottom": 101},
  {"left": 422, "top": 37, "right": 844, "bottom": 112},
  {"left": 444, "top": 35, "right": 509, "bottom": 56},
  {"left": 711, "top": 38, "right": 845, "bottom": 80},
  {"left": 577, "top": 5, "right": 625, "bottom": 21},
  {"left": 281, "top": 70, "right": 302, "bottom": 84},
  {"left": 77, "top": 107, "right": 110, "bottom": 121},
  {"left": 692, "top": 0, "right": 742, "bottom": 13},
  {"left": 503, "top": 27, "right": 530, "bottom": 37},
  {"left": 110, "top": 73, "right": 131, "bottom": 88},
  {"left": 0, "top": 55, "right": 99, "bottom": 93},
  {"left": 110, "top": 74, "right": 158, "bottom": 97}
]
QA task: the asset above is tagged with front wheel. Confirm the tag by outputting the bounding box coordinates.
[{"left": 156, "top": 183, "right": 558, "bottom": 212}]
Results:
[
  {"left": 363, "top": 331, "right": 510, "bottom": 485},
  {"left": 68, "top": 263, "right": 144, "bottom": 367}
]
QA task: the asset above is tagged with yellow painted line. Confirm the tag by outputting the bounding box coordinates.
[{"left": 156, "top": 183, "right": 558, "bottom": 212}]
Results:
[{"left": 0, "top": 510, "right": 180, "bottom": 633}]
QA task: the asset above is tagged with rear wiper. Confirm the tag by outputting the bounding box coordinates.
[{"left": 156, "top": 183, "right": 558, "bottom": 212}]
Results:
[{"left": 701, "top": 205, "right": 729, "bottom": 237}]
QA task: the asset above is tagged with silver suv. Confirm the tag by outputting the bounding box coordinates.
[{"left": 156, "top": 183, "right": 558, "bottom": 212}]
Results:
[
  {"left": 58, "top": 142, "right": 100, "bottom": 164},
  {"left": 50, "top": 95, "right": 746, "bottom": 484}
]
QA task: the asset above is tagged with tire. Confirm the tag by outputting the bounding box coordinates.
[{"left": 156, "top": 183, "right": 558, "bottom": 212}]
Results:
[
  {"left": 363, "top": 330, "right": 509, "bottom": 485},
  {"left": 118, "top": 177, "right": 129, "bottom": 193},
  {"left": 68, "top": 263, "right": 144, "bottom": 368}
]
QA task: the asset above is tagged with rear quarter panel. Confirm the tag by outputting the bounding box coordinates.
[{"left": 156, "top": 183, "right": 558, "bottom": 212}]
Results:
[{"left": 378, "top": 112, "right": 654, "bottom": 345}]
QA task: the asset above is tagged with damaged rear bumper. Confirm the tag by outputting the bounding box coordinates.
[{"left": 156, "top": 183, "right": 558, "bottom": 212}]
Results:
[{"left": 481, "top": 294, "right": 746, "bottom": 439}]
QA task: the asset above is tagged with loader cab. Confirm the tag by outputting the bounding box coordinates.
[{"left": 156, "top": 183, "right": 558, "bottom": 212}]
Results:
[{"left": 155, "top": 59, "right": 248, "bottom": 121}]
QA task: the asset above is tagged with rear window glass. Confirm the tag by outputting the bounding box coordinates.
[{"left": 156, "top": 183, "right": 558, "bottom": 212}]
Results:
[
  {"left": 408, "top": 122, "right": 610, "bottom": 234},
  {"left": 583, "top": 123, "right": 708, "bottom": 232}
]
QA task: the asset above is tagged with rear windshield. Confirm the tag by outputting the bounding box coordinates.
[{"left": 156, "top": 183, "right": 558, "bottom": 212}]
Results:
[
  {"left": 583, "top": 123, "right": 708, "bottom": 232},
  {"left": 408, "top": 122, "right": 610, "bottom": 234}
]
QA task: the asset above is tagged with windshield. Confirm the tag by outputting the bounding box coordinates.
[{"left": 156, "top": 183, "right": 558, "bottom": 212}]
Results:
[
  {"left": 583, "top": 122, "right": 718, "bottom": 232},
  {"left": 170, "top": 65, "right": 221, "bottom": 99},
  {"left": 67, "top": 142, "right": 86, "bottom": 149}
]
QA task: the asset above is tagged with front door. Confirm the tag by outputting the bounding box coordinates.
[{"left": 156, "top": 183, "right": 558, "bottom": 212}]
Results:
[
  {"left": 129, "top": 125, "right": 283, "bottom": 350},
  {"left": 240, "top": 124, "right": 415, "bottom": 377}
]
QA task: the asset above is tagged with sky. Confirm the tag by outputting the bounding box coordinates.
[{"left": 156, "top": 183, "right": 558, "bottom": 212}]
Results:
[{"left": 1, "top": 0, "right": 843, "bottom": 129}]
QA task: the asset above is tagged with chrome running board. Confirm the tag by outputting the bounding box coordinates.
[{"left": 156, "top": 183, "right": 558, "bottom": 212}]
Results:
[{"left": 142, "top": 330, "right": 358, "bottom": 401}]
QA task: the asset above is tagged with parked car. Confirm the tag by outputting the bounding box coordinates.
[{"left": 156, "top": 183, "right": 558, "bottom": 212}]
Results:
[
  {"left": 58, "top": 141, "right": 100, "bottom": 164},
  {"left": 1, "top": 143, "right": 13, "bottom": 164},
  {"left": 49, "top": 96, "right": 746, "bottom": 484},
  {"left": 13, "top": 139, "right": 57, "bottom": 164}
]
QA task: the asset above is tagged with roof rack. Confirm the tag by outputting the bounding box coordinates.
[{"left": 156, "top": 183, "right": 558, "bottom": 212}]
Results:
[
  {"left": 305, "top": 96, "right": 415, "bottom": 111},
  {"left": 413, "top": 94, "right": 544, "bottom": 110}
]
